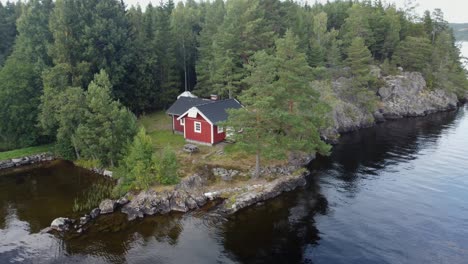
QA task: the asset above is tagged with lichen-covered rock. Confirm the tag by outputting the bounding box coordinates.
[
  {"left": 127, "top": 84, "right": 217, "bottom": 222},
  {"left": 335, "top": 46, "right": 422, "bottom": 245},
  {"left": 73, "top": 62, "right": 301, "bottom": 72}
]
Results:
[
  {"left": 218, "top": 173, "right": 308, "bottom": 214},
  {"left": 378, "top": 72, "right": 458, "bottom": 119},
  {"left": 50, "top": 217, "right": 72, "bottom": 232},
  {"left": 175, "top": 173, "right": 207, "bottom": 190},
  {"left": 212, "top": 168, "right": 240, "bottom": 181},
  {"left": 79, "top": 215, "right": 91, "bottom": 226},
  {"left": 99, "top": 199, "right": 116, "bottom": 214},
  {"left": 116, "top": 197, "right": 129, "bottom": 206},
  {"left": 90, "top": 208, "right": 100, "bottom": 219}
]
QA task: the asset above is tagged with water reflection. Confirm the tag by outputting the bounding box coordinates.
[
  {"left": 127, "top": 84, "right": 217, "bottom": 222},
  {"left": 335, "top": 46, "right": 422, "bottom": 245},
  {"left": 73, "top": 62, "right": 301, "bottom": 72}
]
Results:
[{"left": 1, "top": 107, "right": 468, "bottom": 264}]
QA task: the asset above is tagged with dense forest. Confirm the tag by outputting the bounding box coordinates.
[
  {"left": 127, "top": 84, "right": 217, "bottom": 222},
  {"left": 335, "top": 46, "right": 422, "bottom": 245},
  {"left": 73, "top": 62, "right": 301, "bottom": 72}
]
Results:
[{"left": 0, "top": 0, "right": 467, "bottom": 167}]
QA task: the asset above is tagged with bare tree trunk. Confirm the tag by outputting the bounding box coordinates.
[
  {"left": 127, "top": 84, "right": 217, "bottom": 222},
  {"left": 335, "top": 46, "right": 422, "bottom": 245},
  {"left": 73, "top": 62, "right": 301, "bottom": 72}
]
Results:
[
  {"left": 183, "top": 41, "right": 188, "bottom": 92},
  {"left": 255, "top": 151, "right": 260, "bottom": 178},
  {"left": 72, "top": 138, "right": 80, "bottom": 159}
]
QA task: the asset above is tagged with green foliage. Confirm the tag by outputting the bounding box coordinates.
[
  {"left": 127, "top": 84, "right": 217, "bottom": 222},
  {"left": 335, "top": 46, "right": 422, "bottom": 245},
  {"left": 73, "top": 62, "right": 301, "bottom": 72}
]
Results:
[
  {"left": 226, "top": 30, "right": 331, "bottom": 177},
  {"left": 0, "top": 0, "right": 54, "bottom": 150},
  {"left": 0, "top": 53, "right": 42, "bottom": 149},
  {"left": 74, "top": 159, "right": 101, "bottom": 170},
  {"left": 0, "top": 1, "right": 21, "bottom": 66},
  {"left": 114, "top": 128, "right": 179, "bottom": 196},
  {"left": 154, "top": 147, "right": 179, "bottom": 185},
  {"left": 1, "top": 0, "right": 467, "bottom": 160},
  {"left": 114, "top": 127, "right": 155, "bottom": 194},
  {"left": 345, "top": 37, "right": 379, "bottom": 112},
  {"left": 74, "top": 70, "right": 137, "bottom": 166},
  {"left": 394, "top": 36, "right": 432, "bottom": 72}
]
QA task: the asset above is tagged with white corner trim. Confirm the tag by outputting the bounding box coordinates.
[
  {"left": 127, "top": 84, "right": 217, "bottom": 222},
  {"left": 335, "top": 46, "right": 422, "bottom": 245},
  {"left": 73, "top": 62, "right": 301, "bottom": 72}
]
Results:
[
  {"left": 211, "top": 124, "right": 214, "bottom": 144},
  {"left": 171, "top": 115, "right": 175, "bottom": 131},
  {"left": 183, "top": 116, "right": 186, "bottom": 139}
]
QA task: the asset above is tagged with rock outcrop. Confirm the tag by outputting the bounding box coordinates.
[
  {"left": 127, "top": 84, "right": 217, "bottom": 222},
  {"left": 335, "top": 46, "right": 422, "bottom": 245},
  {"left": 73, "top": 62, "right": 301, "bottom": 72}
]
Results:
[
  {"left": 0, "top": 153, "right": 54, "bottom": 170},
  {"left": 99, "top": 199, "right": 117, "bottom": 214},
  {"left": 205, "top": 172, "right": 307, "bottom": 214},
  {"left": 121, "top": 188, "right": 207, "bottom": 221},
  {"left": 50, "top": 217, "right": 73, "bottom": 232},
  {"left": 322, "top": 71, "right": 461, "bottom": 141},
  {"left": 378, "top": 72, "right": 458, "bottom": 119}
]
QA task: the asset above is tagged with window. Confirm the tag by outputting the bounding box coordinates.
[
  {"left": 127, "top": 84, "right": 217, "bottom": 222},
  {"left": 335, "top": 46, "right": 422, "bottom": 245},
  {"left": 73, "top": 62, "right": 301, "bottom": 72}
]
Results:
[
  {"left": 194, "top": 121, "right": 202, "bottom": 133},
  {"left": 217, "top": 126, "right": 223, "bottom": 134},
  {"left": 180, "top": 118, "right": 185, "bottom": 126}
]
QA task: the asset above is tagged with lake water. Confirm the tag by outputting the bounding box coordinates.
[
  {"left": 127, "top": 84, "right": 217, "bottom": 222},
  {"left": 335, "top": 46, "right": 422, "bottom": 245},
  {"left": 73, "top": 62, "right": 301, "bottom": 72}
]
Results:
[
  {"left": 1, "top": 105, "right": 467, "bottom": 264},
  {"left": 1, "top": 44, "right": 468, "bottom": 263},
  {"left": 459, "top": 41, "right": 468, "bottom": 70}
]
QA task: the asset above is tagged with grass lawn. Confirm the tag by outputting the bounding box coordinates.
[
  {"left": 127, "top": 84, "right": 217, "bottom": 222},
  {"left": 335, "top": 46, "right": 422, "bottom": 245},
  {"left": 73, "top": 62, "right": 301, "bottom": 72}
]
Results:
[
  {"left": 138, "top": 111, "right": 286, "bottom": 176},
  {"left": 139, "top": 111, "right": 186, "bottom": 150},
  {"left": 0, "top": 144, "right": 54, "bottom": 161}
]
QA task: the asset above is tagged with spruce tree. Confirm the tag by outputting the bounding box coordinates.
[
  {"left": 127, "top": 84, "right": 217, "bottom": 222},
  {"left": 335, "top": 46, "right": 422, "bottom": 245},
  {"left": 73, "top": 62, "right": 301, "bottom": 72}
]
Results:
[
  {"left": 74, "top": 70, "right": 137, "bottom": 166},
  {"left": 345, "top": 37, "right": 377, "bottom": 111}
]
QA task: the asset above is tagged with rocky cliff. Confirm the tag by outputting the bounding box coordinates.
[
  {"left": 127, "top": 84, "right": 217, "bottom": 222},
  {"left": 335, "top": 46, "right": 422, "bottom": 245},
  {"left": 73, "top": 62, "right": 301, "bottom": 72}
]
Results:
[
  {"left": 378, "top": 72, "right": 458, "bottom": 119},
  {"left": 324, "top": 70, "right": 460, "bottom": 140}
]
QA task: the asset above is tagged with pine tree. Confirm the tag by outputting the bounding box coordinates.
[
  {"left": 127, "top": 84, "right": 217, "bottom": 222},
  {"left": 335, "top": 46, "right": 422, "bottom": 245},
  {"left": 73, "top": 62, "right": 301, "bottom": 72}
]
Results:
[
  {"left": 226, "top": 31, "right": 331, "bottom": 177},
  {"left": 115, "top": 127, "right": 155, "bottom": 193},
  {"left": 345, "top": 37, "right": 378, "bottom": 111},
  {"left": 154, "top": 0, "right": 180, "bottom": 108},
  {"left": 171, "top": 1, "right": 200, "bottom": 92},
  {"left": 341, "top": 4, "right": 375, "bottom": 50},
  {"left": 393, "top": 36, "right": 432, "bottom": 72},
  {"left": 346, "top": 37, "right": 372, "bottom": 79},
  {"left": 206, "top": 0, "right": 275, "bottom": 98},
  {"left": 195, "top": 0, "right": 225, "bottom": 95},
  {"left": 74, "top": 70, "right": 137, "bottom": 166},
  {"left": 0, "top": 1, "right": 21, "bottom": 66}
]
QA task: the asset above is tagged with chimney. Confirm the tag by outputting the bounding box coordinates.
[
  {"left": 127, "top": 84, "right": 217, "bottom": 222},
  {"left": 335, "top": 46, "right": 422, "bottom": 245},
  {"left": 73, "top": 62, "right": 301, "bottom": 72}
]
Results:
[{"left": 210, "top": 94, "right": 219, "bottom": 101}]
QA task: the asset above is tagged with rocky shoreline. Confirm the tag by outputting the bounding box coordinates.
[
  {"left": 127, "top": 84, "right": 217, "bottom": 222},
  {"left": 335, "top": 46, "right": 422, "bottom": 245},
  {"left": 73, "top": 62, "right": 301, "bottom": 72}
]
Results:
[
  {"left": 3, "top": 69, "right": 466, "bottom": 235},
  {"left": 48, "top": 155, "right": 313, "bottom": 233},
  {"left": 0, "top": 153, "right": 55, "bottom": 170},
  {"left": 323, "top": 71, "right": 461, "bottom": 141}
]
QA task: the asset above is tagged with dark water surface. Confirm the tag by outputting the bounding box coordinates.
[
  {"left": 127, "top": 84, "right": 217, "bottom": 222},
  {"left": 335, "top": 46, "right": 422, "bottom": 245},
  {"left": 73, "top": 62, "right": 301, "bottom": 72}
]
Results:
[{"left": 1, "top": 106, "right": 468, "bottom": 264}]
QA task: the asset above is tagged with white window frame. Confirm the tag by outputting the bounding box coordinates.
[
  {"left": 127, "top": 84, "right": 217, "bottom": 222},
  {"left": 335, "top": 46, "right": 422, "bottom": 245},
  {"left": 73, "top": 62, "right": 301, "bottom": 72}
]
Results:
[
  {"left": 194, "top": 121, "right": 202, "bottom": 133},
  {"left": 180, "top": 118, "right": 185, "bottom": 126},
  {"left": 217, "top": 126, "right": 223, "bottom": 134}
]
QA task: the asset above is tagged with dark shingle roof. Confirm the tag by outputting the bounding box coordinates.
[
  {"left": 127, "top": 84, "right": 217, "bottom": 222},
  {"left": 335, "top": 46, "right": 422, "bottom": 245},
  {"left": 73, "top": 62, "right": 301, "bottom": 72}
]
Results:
[
  {"left": 196, "top": 99, "right": 243, "bottom": 124},
  {"left": 166, "top": 97, "right": 210, "bottom": 116}
]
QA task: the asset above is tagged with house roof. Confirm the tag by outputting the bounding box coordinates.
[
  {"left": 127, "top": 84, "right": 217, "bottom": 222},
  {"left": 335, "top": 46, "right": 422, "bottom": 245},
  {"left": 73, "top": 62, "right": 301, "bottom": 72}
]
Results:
[
  {"left": 166, "top": 96, "right": 210, "bottom": 116},
  {"left": 177, "top": 91, "right": 197, "bottom": 99},
  {"left": 178, "top": 99, "right": 243, "bottom": 125}
]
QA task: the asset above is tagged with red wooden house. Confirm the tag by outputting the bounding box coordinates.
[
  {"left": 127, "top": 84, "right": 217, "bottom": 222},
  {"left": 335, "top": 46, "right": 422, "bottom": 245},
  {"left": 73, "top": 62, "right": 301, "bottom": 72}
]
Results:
[
  {"left": 166, "top": 93, "right": 209, "bottom": 134},
  {"left": 166, "top": 93, "right": 242, "bottom": 145}
]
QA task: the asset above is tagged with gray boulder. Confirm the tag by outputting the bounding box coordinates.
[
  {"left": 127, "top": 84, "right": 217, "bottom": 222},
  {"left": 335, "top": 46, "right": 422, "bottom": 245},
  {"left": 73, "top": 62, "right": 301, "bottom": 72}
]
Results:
[
  {"left": 90, "top": 208, "right": 100, "bottom": 219},
  {"left": 116, "top": 197, "right": 130, "bottom": 207},
  {"left": 176, "top": 173, "right": 207, "bottom": 190},
  {"left": 99, "top": 199, "right": 116, "bottom": 214},
  {"left": 212, "top": 168, "right": 240, "bottom": 181},
  {"left": 373, "top": 111, "right": 385, "bottom": 123},
  {"left": 51, "top": 217, "right": 72, "bottom": 232},
  {"left": 79, "top": 215, "right": 91, "bottom": 226}
]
